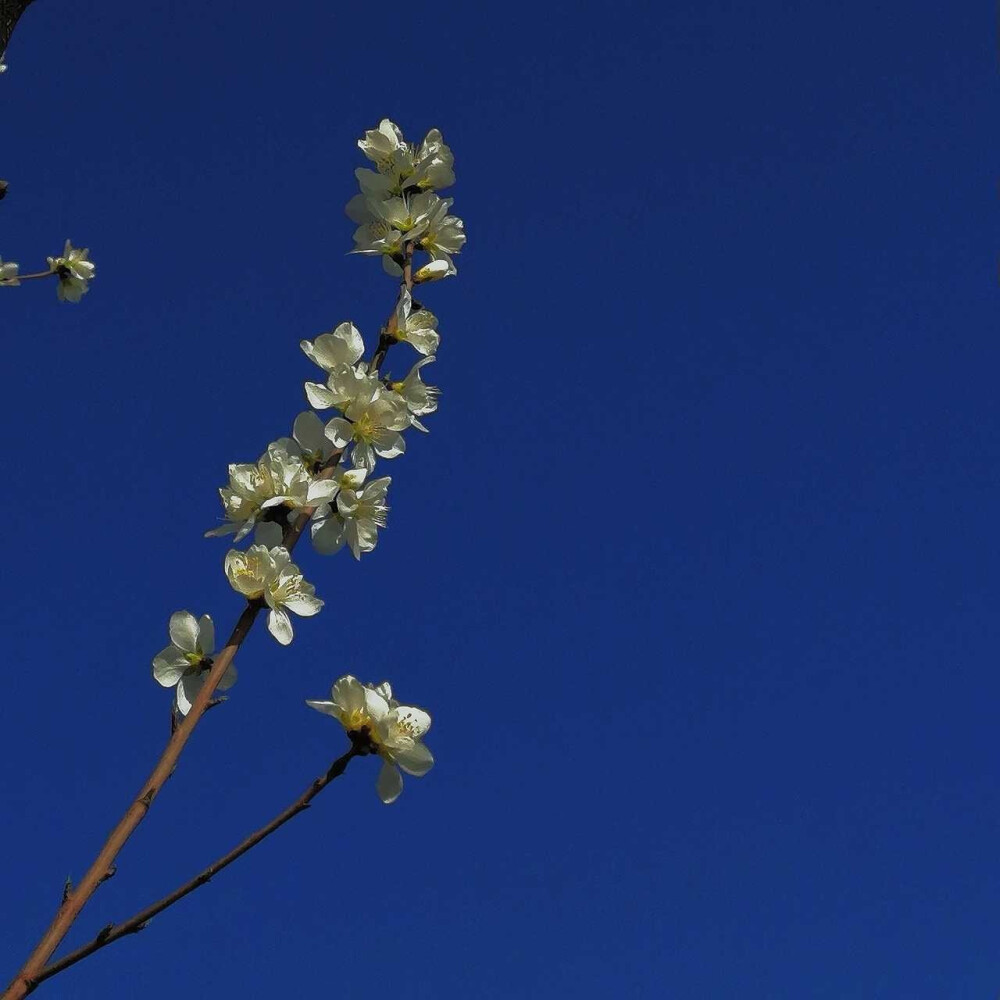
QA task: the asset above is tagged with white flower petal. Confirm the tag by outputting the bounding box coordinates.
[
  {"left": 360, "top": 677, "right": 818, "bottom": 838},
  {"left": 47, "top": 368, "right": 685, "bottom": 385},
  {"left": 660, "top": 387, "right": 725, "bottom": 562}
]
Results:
[
  {"left": 351, "top": 440, "right": 376, "bottom": 471},
  {"left": 268, "top": 607, "right": 294, "bottom": 645},
  {"left": 176, "top": 671, "right": 206, "bottom": 716},
  {"left": 376, "top": 761, "right": 403, "bottom": 804},
  {"left": 390, "top": 705, "right": 432, "bottom": 738},
  {"left": 393, "top": 741, "right": 435, "bottom": 777},
  {"left": 324, "top": 418, "right": 354, "bottom": 448},
  {"left": 364, "top": 685, "right": 390, "bottom": 723},
  {"left": 204, "top": 522, "right": 238, "bottom": 538},
  {"left": 305, "top": 698, "right": 340, "bottom": 718},
  {"left": 197, "top": 615, "right": 215, "bottom": 656},
  {"left": 307, "top": 480, "right": 340, "bottom": 504},
  {"left": 152, "top": 647, "right": 188, "bottom": 686},
  {"left": 332, "top": 675, "right": 366, "bottom": 717},
  {"left": 283, "top": 593, "right": 323, "bottom": 617},
  {"left": 305, "top": 382, "right": 337, "bottom": 410},
  {"left": 372, "top": 431, "right": 405, "bottom": 459},
  {"left": 168, "top": 611, "right": 199, "bottom": 654},
  {"left": 311, "top": 513, "right": 346, "bottom": 555},
  {"left": 293, "top": 410, "right": 327, "bottom": 452}
]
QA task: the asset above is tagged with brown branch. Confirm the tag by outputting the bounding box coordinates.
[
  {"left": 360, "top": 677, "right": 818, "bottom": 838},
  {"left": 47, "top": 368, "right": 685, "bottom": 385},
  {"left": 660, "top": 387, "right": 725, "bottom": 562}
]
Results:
[
  {"left": 1, "top": 246, "right": 417, "bottom": 1000},
  {"left": 33, "top": 743, "right": 363, "bottom": 989}
]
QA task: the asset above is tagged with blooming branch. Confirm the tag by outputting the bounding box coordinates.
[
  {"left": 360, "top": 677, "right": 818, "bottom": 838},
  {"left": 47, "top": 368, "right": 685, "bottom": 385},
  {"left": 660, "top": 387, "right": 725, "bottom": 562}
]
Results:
[{"left": 2, "top": 117, "right": 463, "bottom": 999}]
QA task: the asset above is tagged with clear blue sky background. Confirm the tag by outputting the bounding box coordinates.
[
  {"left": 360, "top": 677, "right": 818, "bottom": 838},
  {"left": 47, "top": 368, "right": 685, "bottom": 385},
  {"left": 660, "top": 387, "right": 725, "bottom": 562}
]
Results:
[{"left": 0, "top": 2, "right": 996, "bottom": 997}]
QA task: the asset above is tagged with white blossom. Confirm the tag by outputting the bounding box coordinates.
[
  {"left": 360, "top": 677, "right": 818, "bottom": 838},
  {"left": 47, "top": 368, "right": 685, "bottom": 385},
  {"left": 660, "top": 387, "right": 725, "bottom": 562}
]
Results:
[
  {"left": 152, "top": 611, "right": 236, "bottom": 716},
  {"left": 311, "top": 467, "right": 390, "bottom": 559},
  {"left": 47, "top": 240, "right": 95, "bottom": 302},
  {"left": 224, "top": 544, "right": 323, "bottom": 645},
  {"left": 392, "top": 288, "right": 440, "bottom": 356},
  {"left": 306, "top": 675, "right": 434, "bottom": 804},
  {"left": 416, "top": 197, "right": 465, "bottom": 267},
  {"left": 324, "top": 382, "right": 410, "bottom": 472},
  {"left": 350, "top": 192, "right": 439, "bottom": 257},
  {"left": 206, "top": 442, "right": 335, "bottom": 541},
  {"left": 411, "top": 128, "right": 455, "bottom": 191},
  {"left": 300, "top": 322, "right": 365, "bottom": 374},
  {"left": 357, "top": 119, "right": 415, "bottom": 179},
  {"left": 0, "top": 258, "right": 19, "bottom": 285},
  {"left": 389, "top": 357, "right": 439, "bottom": 431}
]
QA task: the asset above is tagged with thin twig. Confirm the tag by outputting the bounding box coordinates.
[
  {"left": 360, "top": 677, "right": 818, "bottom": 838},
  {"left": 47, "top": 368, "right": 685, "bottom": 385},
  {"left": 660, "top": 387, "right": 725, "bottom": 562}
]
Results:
[
  {"left": 2, "top": 247, "right": 417, "bottom": 1000},
  {"left": 32, "top": 743, "right": 362, "bottom": 988}
]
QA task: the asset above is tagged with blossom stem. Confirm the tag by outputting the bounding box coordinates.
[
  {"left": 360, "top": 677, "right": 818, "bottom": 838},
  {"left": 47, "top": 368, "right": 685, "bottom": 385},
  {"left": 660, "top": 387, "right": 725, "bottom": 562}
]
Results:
[
  {"left": 370, "top": 241, "right": 415, "bottom": 372},
  {"left": 30, "top": 744, "right": 362, "bottom": 990},
  {"left": 1, "top": 234, "right": 417, "bottom": 1000},
  {"left": 0, "top": 269, "right": 53, "bottom": 284}
]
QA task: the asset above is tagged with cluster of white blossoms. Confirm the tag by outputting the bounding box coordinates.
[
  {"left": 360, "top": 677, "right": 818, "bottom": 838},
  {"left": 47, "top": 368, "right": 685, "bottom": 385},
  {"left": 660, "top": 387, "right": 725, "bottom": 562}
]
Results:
[
  {"left": 152, "top": 120, "right": 455, "bottom": 794},
  {"left": 0, "top": 240, "right": 96, "bottom": 301},
  {"left": 307, "top": 675, "right": 433, "bottom": 803},
  {"left": 348, "top": 119, "right": 465, "bottom": 279}
]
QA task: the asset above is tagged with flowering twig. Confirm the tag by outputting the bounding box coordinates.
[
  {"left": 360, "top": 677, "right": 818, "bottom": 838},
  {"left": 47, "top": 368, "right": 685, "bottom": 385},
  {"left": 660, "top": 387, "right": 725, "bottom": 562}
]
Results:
[
  {"left": 1, "top": 244, "right": 416, "bottom": 1000},
  {"left": 0, "top": 242, "right": 96, "bottom": 301},
  {"left": 30, "top": 742, "right": 364, "bottom": 991},
  {"left": 5, "top": 118, "right": 461, "bottom": 998}
]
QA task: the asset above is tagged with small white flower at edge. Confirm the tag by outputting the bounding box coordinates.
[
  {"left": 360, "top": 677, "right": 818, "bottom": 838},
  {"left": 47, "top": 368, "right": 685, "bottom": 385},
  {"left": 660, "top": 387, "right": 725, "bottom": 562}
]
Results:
[
  {"left": 47, "top": 240, "right": 95, "bottom": 303},
  {"left": 152, "top": 611, "right": 236, "bottom": 716},
  {"left": 306, "top": 675, "right": 433, "bottom": 804}
]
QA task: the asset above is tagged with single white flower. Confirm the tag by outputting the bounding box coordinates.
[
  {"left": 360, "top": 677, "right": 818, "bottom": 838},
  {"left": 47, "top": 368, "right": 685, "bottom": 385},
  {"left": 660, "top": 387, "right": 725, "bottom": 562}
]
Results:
[
  {"left": 311, "top": 467, "right": 390, "bottom": 559},
  {"left": 47, "top": 240, "right": 95, "bottom": 303},
  {"left": 389, "top": 357, "right": 439, "bottom": 431},
  {"left": 392, "top": 288, "right": 440, "bottom": 356},
  {"left": 410, "top": 128, "right": 455, "bottom": 191},
  {"left": 324, "top": 383, "right": 410, "bottom": 472},
  {"left": 206, "top": 442, "right": 333, "bottom": 541},
  {"left": 306, "top": 675, "right": 434, "bottom": 804},
  {"left": 152, "top": 611, "right": 236, "bottom": 716},
  {"left": 0, "top": 258, "right": 19, "bottom": 285},
  {"left": 351, "top": 193, "right": 435, "bottom": 257},
  {"left": 417, "top": 197, "right": 466, "bottom": 267},
  {"left": 300, "top": 322, "right": 365, "bottom": 374},
  {"left": 224, "top": 544, "right": 323, "bottom": 645},
  {"left": 357, "top": 119, "right": 415, "bottom": 179}
]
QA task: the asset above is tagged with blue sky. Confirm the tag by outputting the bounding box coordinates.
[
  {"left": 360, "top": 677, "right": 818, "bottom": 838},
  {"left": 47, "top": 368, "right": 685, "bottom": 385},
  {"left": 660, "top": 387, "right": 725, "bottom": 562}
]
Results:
[{"left": 1, "top": 1, "right": 997, "bottom": 997}]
